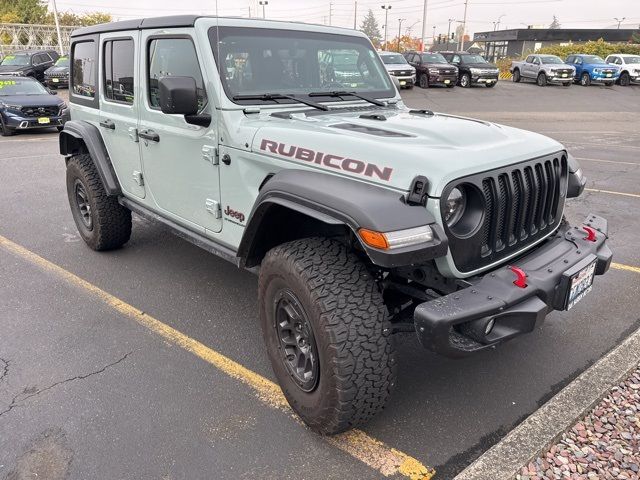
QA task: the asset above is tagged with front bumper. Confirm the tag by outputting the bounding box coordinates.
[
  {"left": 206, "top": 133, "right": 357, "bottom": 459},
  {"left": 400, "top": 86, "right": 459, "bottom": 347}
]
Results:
[
  {"left": 547, "top": 74, "right": 574, "bottom": 83},
  {"left": 1, "top": 111, "right": 69, "bottom": 130},
  {"left": 428, "top": 73, "right": 458, "bottom": 86},
  {"left": 470, "top": 74, "right": 499, "bottom": 85},
  {"left": 394, "top": 75, "right": 416, "bottom": 87},
  {"left": 45, "top": 77, "right": 69, "bottom": 87},
  {"left": 590, "top": 74, "right": 619, "bottom": 83},
  {"left": 414, "top": 214, "right": 612, "bottom": 358}
]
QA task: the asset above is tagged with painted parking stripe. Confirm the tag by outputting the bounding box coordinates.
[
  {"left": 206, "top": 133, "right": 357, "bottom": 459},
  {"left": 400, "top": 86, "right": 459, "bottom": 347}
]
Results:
[
  {"left": 0, "top": 234, "right": 434, "bottom": 480},
  {"left": 585, "top": 188, "right": 640, "bottom": 199},
  {"left": 612, "top": 263, "right": 640, "bottom": 275}
]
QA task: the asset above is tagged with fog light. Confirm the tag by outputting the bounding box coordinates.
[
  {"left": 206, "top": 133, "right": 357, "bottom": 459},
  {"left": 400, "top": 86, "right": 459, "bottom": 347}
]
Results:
[{"left": 484, "top": 318, "right": 496, "bottom": 336}]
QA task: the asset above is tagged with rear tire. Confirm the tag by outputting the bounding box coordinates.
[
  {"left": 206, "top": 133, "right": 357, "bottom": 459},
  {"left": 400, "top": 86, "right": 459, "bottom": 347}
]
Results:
[
  {"left": 258, "top": 238, "right": 396, "bottom": 434},
  {"left": 512, "top": 69, "right": 521, "bottom": 82},
  {"left": 66, "top": 154, "right": 131, "bottom": 251}
]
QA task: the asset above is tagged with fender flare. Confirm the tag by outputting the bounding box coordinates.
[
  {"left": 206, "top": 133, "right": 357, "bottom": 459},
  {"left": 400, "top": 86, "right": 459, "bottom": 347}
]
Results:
[
  {"left": 238, "top": 169, "right": 447, "bottom": 269},
  {"left": 59, "top": 120, "right": 121, "bottom": 195}
]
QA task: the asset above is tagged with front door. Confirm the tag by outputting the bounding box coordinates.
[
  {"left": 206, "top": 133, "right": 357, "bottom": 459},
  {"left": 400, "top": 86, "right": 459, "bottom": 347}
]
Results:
[
  {"left": 99, "top": 31, "right": 145, "bottom": 198},
  {"left": 137, "top": 31, "right": 221, "bottom": 234}
]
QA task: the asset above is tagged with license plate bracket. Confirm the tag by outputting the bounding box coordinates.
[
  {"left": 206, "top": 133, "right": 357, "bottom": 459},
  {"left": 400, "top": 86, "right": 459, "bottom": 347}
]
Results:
[{"left": 558, "top": 255, "right": 597, "bottom": 310}]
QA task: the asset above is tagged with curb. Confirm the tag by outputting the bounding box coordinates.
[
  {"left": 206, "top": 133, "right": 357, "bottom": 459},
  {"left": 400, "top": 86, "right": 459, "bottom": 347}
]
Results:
[{"left": 454, "top": 324, "right": 640, "bottom": 480}]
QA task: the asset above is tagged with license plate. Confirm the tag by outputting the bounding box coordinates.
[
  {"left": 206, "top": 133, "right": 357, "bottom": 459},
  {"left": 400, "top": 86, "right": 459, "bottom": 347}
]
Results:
[
  {"left": 52, "top": 78, "right": 59, "bottom": 83},
  {"left": 562, "top": 73, "right": 568, "bottom": 77},
  {"left": 606, "top": 74, "right": 612, "bottom": 78},
  {"left": 563, "top": 257, "right": 597, "bottom": 310},
  {"left": 37, "top": 117, "right": 50, "bottom": 124},
  {"left": 444, "top": 79, "right": 450, "bottom": 84},
  {"left": 400, "top": 81, "right": 406, "bottom": 85}
]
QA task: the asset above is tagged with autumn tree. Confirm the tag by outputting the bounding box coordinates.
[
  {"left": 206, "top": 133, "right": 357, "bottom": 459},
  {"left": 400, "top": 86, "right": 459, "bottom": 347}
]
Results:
[
  {"left": 360, "top": 9, "right": 382, "bottom": 47},
  {"left": 0, "top": 0, "right": 47, "bottom": 23}
]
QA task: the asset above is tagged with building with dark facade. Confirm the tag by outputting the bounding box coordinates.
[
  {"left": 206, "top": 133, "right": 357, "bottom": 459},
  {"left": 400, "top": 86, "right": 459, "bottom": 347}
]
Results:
[{"left": 473, "top": 28, "right": 639, "bottom": 62}]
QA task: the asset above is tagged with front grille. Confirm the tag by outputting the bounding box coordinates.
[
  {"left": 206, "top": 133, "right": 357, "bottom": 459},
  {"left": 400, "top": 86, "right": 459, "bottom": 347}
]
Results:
[
  {"left": 46, "top": 71, "right": 68, "bottom": 78},
  {"left": 444, "top": 153, "right": 568, "bottom": 273},
  {"left": 20, "top": 105, "right": 60, "bottom": 117},
  {"left": 439, "top": 69, "right": 456, "bottom": 75},
  {"left": 391, "top": 70, "right": 411, "bottom": 76}
]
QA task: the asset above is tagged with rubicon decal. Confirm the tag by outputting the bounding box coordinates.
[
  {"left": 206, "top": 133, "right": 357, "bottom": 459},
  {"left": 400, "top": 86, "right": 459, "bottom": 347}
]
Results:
[{"left": 260, "top": 139, "right": 393, "bottom": 182}]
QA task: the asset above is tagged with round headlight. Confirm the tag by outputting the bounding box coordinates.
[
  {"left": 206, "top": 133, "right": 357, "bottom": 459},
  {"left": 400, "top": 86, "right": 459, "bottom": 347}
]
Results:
[{"left": 444, "top": 187, "right": 466, "bottom": 227}]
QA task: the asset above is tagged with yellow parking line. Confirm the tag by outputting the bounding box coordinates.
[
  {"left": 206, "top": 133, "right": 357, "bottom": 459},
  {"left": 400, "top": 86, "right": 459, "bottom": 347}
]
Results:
[
  {"left": 612, "top": 263, "right": 640, "bottom": 274},
  {"left": 585, "top": 188, "right": 640, "bottom": 199},
  {"left": 0, "top": 234, "right": 434, "bottom": 480}
]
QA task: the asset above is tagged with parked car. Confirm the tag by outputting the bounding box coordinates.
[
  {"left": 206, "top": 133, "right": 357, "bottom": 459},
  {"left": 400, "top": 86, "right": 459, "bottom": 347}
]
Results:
[
  {"left": 565, "top": 54, "right": 620, "bottom": 86},
  {"left": 403, "top": 51, "right": 457, "bottom": 88},
  {"left": 440, "top": 51, "right": 499, "bottom": 87},
  {"left": 511, "top": 54, "right": 574, "bottom": 87},
  {"left": 378, "top": 51, "right": 415, "bottom": 88},
  {"left": 61, "top": 16, "right": 611, "bottom": 434},
  {"left": 0, "top": 49, "right": 59, "bottom": 82},
  {"left": 605, "top": 54, "right": 640, "bottom": 86},
  {"left": 44, "top": 54, "right": 70, "bottom": 89},
  {"left": 0, "top": 76, "right": 69, "bottom": 136}
]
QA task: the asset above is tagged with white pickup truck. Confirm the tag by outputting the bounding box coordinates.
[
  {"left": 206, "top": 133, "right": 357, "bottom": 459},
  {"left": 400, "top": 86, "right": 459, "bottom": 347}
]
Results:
[{"left": 511, "top": 54, "right": 575, "bottom": 87}]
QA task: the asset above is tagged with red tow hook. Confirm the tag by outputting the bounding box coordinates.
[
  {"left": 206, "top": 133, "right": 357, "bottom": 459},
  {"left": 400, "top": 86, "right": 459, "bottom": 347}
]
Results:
[
  {"left": 582, "top": 226, "right": 597, "bottom": 242},
  {"left": 508, "top": 266, "right": 528, "bottom": 288}
]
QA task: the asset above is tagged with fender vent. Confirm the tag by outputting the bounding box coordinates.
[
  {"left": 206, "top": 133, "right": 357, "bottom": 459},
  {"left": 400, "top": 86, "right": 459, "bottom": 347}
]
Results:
[{"left": 330, "top": 123, "right": 412, "bottom": 138}]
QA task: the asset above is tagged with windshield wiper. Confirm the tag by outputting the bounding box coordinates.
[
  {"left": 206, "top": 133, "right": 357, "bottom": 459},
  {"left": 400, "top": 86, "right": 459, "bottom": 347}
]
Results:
[
  {"left": 308, "top": 91, "right": 386, "bottom": 107},
  {"left": 232, "top": 93, "right": 329, "bottom": 111}
]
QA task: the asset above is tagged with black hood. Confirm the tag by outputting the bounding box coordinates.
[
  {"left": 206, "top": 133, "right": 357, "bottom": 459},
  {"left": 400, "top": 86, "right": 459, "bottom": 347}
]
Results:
[
  {"left": 45, "top": 66, "right": 69, "bottom": 74},
  {"left": 0, "top": 64, "right": 30, "bottom": 74},
  {"left": 0, "top": 93, "right": 63, "bottom": 108}
]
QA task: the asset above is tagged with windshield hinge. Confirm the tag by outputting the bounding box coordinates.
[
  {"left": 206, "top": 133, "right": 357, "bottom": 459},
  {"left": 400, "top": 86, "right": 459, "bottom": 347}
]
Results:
[{"left": 407, "top": 175, "right": 429, "bottom": 206}]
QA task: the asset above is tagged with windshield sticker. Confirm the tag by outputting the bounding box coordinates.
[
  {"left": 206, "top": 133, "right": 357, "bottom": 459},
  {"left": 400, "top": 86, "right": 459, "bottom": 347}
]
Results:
[
  {"left": 3, "top": 55, "right": 15, "bottom": 61},
  {"left": 260, "top": 139, "right": 393, "bottom": 181},
  {"left": 0, "top": 80, "right": 18, "bottom": 89}
]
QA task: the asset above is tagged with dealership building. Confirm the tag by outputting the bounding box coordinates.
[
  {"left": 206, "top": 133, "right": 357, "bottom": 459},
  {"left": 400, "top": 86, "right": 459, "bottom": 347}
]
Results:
[{"left": 473, "top": 28, "right": 639, "bottom": 62}]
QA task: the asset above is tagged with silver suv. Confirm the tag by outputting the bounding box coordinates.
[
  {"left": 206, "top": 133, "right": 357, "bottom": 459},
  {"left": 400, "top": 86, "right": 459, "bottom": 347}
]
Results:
[{"left": 60, "top": 16, "right": 612, "bottom": 434}]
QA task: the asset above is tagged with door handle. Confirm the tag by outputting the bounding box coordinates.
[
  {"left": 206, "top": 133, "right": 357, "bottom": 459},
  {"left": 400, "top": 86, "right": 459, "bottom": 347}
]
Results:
[
  {"left": 99, "top": 119, "right": 115, "bottom": 130},
  {"left": 138, "top": 129, "right": 160, "bottom": 143}
]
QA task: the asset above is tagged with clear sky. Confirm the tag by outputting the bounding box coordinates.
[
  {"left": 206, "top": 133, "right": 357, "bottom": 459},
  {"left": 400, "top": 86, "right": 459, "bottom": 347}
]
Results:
[{"left": 53, "top": 0, "right": 639, "bottom": 39}]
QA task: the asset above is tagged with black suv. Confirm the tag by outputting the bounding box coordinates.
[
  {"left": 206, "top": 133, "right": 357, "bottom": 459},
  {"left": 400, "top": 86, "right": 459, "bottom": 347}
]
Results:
[
  {"left": 404, "top": 51, "right": 458, "bottom": 88},
  {"left": 44, "top": 54, "right": 70, "bottom": 88},
  {"left": 0, "top": 50, "right": 59, "bottom": 83},
  {"left": 440, "top": 51, "right": 499, "bottom": 88}
]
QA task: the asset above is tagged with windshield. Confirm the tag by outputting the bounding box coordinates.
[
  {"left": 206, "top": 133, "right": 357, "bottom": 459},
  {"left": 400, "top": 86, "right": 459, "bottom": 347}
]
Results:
[
  {"left": 54, "top": 56, "right": 69, "bottom": 67},
  {"left": 460, "top": 54, "right": 488, "bottom": 64},
  {"left": 210, "top": 27, "right": 395, "bottom": 105},
  {"left": 420, "top": 53, "right": 447, "bottom": 63},
  {"left": 0, "top": 78, "right": 48, "bottom": 95},
  {"left": 541, "top": 56, "right": 563, "bottom": 64},
  {"left": 581, "top": 55, "right": 605, "bottom": 64},
  {"left": 380, "top": 54, "right": 407, "bottom": 65},
  {"left": 622, "top": 55, "right": 640, "bottom": 64},
  {"left": 1, "top": 54, "right": 30, "bottom": 66}
]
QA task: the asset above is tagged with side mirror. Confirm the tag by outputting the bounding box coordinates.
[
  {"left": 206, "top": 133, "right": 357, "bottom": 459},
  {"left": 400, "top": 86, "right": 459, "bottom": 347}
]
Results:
[
  {"left": 49, "top": 89, "right": 57, "bottom": 95},
  {"left": 159, "top": 76, "right": 199, "bottom": 115}
]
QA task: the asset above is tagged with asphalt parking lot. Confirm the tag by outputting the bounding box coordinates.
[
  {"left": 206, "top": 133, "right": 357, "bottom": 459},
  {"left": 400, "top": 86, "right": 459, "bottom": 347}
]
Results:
[{"left": 1, "top": 81, "right": 639, "bottom": 479}]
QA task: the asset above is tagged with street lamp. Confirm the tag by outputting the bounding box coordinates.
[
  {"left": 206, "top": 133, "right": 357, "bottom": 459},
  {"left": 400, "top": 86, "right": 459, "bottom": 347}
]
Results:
[
  {"left": 381, "top": 5, "right": 392, "bottom": 49},
  {"left": 493, "top": 14, "right": 505, "bottom": 31},
  {"left": 432, "top": 25, "right": 436, "bottom": 47},
  {"left": 614, "top": 17, "right": 626, "bottom": 29},
  {"left": 397, "top": 18, "right": 406, "bottom": 52},
  {"left": 259, "top": 1, "right": 269, "bottom": 19},
  {"left": 446, "top": 18, "right": 455, "bottom": 50}
]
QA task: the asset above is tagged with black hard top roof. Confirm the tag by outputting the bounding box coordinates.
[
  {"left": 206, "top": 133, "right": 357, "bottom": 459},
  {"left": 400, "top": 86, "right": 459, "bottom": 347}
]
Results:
[{"left": 72, "top": 15, "right": 200, "bottom": 37}]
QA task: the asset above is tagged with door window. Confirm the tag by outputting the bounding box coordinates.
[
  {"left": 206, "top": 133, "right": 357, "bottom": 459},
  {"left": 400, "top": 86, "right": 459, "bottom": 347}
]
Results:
[
  {"left": 104, "top": 39, "right": 135, "bottom": 104},
  {"left": 147, "top": 37, "right": 207, "bottom": 110},
  {"left": 72, "top": 41, "right": 97, "bottom": 98}
]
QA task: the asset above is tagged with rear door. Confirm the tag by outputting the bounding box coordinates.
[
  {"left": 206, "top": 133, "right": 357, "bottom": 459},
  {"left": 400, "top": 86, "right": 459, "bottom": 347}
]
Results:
[
  {"left": 137, "top": 30, "right": 222, "bottom": 234},
  {"left": 99, "top": 31, "right": 145, "bottom": 199}
]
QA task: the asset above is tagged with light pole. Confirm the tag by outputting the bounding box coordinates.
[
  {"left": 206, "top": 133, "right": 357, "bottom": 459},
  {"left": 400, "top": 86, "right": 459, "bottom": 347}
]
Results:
[
  {"left": 493, "top": 14, "right": 505, "bottom": 31},
  {"left": 458, "top": 0, "right": 469, "bottom": 51},
  {"left": 397, "top": 18, "right": 405, "bottom": 52},
  {"left": 259, "top": 1, "right": 268, "bottom": 19},
  {"left": 432, "top": 25, "right": 436, "bottom": 48},
  {"left": 49, "top": 0, "right": 64, "bottom": 55},
  {"left": 614, "top": 17, "right": 626, "bottom": 29},
  {"left": 381, "top": 5, "right": 392, "bottom": 49},
  {"left": 420, "top": 0, "right": 429, "bottom": 52},
  {"left": 446, "top": 18, "right": 455, "bottom": 50}
]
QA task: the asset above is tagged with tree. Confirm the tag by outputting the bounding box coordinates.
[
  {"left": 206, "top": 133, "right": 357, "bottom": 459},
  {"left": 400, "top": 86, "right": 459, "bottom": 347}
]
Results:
[
  {"left": 0, "top": 0, "right": 47, "bottom": 24},
  {"left": 632, "top": 31, "right": 640, "bottom": 44},
  {"left": 44, "top": 11, "right": 112, "bottom": 26},
  {"left": 549, "top": 15, "right": 561, "bottom": 29},
  {"left": 381, "top": 35, "right": 422, "bottom": 53},
  {"left": 360, "top": 9, "right": 382, "bottom": 47}
]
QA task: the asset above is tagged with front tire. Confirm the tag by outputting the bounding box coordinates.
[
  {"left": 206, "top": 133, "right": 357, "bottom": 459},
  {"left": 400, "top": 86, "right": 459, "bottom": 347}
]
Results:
[
  {"left": 418, "top": 73, "right": 429, "bottom": 88},
  {"left": 537, "top": 72, "right": 548, "bottom": 87},
  {"left": 66, "top": 154, "right": 132, "bottom": 251},
  {"left": 460, "top": 73, "right": 471, "bottom": 87},
  {"left": 1, "top": 119, "right": 15, "bottom": 136},
  {"left": 619, "top": 72, "right": 630, "bottom": 86},
  {"left": 512, "top": 69, "right": 521, "bottom": 82},
  {"left": 581, "top": 72, "right": 591, "bottom": 86},
  {"left": 259, "top": 238, "right": 396, "bottom": 434}
]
